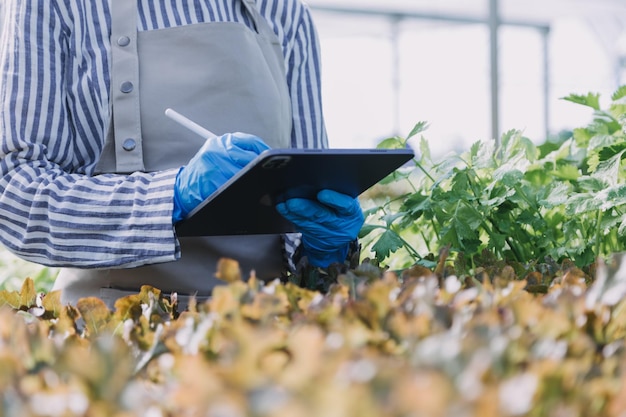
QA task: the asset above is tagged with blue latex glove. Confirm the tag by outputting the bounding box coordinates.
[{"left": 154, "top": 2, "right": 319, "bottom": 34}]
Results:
[
  {"left": 276, "top": 189, "right": 364, "bottom": 267},
  {"left": 173, "top": 132, "right": 270, "bottom": 223}
]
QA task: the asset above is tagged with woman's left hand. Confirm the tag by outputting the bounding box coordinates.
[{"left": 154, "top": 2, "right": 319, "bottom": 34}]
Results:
[{"left": 276, "top": 189, "right": 364, "bottom": 267}]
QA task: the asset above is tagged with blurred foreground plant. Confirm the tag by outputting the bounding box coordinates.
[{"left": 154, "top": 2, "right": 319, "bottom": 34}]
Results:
[{"left": 1, "top": 253, "right": 626, "bottom": 416}]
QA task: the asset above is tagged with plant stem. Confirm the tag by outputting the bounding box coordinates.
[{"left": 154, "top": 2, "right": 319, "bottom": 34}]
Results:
[
  {"left": 414, "top": 160, "right": 436, "bottom": 183},
  {"left": 396, "top": 233, "right": 423, "bottom": 261},
  {"left": 595, "top": 209, "right": 603, "bottom": 259}
]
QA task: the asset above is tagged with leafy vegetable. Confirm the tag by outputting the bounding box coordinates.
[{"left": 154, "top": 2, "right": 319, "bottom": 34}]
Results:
[{"left": 362, "top": 87, "right": 626, "bottom": 272}]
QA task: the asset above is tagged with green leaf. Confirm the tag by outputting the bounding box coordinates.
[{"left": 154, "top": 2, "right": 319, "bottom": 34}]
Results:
[
  {"left": 451, "top": 204, "right": 483, "bottom": 242},
  {"left": 399, "top": 192, "right": 430, "bottom": 223},
  {"left": 603, "top": 184, "right": 626, "bottom": 211},
  {"left": 552, "top": 164, "right": 580, "bottom": 181},
  {"left": 371, "top": 229, "right": 405, "bottom": 262},
  {"left": 498, "top": 169, "right": 524, "bottom": 188},
  {"left": 382, "top": 212, "right": 405, "bottom": 227},
  {"left": 484, "top": 183, "right": 516, "bottom": 207},
  {"left": 377, "top": 136, "right": 406, "bottom": 149},
  {"left": 362, "top": 207, "right": 380, "bottom": 218},
  {"left": 448, "top": 169, "right": 475, "bottom": 202},
  {"left": 488, "top": 232, "right": 508, "bottom": 251},
  {"left": 588, "top": 134, "right": 618, "bottom": 151},
  {"left": 539, "top": 182, "right": 571, "bottom": 208},
  {"left": 377, "top": 169, "right": 411, "bottom": 186},
  {"left": 407, "top": 121, "right": 429, "bottom": 139},
  {"left": 598, "top": 143, "right": 626, "bottom": 163},
  {"left": 590, "top": 111, "right": 622, "bottom": 135},
  {"left": 572, "top": 127, "right": 593, "bottom": 148},
  {"left": 419, "top": 136, "right": 432, "bottom": 161},
  {"left": 612, "top": 85, "right": 626, "bottom": 101},
  {"left": 576, "top": 175, "right": 608, "bottom": 192},
  {"left": 593, "top": 149, "right": 626, "bottom": 186},
  {"left": 359, "top": 224, "right": 382, "bottom": 239},
  {"left": 565, "top": 193, "right": 602, "bottom": 215},
  {"left": 498, "top": 130, "right": 538, "bottom": 164},
  {"left": 525, "top": 165, "right": 552, "bottom": 187},
  {"left": 499, "top": 129, "right": 520, "bottom": 159},
  {"left": 610, "top": 104, "right": 626, "bottom": 120},
  {"left": 469, "top": 140, "right": 496, "bottom": 169},
  {"left": 550, "top": 137, "right": 577, "bottom": 163},
  {"left": 562, "top": 92, "right": 601, "bottom": 110}
]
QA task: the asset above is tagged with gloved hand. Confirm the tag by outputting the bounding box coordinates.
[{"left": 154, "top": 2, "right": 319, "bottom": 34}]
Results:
[
  {"left": 276, "top": 189, "right": 364, "bottom": 267},
  {"left": 172, "top": 132, "right": 270, "bottom": 223}
]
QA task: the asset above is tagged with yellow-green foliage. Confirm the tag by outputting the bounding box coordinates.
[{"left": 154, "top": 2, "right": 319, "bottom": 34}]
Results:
[{"left": 2, "top": 255, "right": 626, "bottom": 417}]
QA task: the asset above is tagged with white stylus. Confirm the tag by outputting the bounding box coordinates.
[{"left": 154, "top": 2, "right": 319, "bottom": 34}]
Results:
[{"left": 164, "top": 108, "right": 217, "bottom": 139}]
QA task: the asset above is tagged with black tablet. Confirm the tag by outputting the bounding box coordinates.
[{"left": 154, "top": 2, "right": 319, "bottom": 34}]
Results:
[{"left": 174, "top": 148, "right": 414, "bottom": 236}]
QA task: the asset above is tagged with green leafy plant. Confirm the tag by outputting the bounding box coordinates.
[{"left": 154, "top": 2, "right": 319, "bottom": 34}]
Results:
[{"left": 361, "top": 86, "right": 626, "bottom": 272}]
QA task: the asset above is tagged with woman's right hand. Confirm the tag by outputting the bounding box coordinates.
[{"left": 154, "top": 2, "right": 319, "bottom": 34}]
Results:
[{"left": 172, "top": 132, "right": 270, "bottom": 223}]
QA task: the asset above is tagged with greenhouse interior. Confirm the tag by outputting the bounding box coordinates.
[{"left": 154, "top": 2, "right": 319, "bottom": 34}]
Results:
[
  {"left": 3, "top": 1, "right": 626, "bottom": 416},
  {"left": 308, "top": 0, "right": 626, "bottom": 155}
]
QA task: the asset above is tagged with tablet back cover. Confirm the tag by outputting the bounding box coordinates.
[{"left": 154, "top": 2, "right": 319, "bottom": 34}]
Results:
[{"left": 175, "top": 148, "right": 414, "bottom": 236}]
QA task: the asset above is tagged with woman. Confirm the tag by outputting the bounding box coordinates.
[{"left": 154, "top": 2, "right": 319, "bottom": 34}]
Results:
[{"left": 0, "top": 0, "right": 363, "bottom": 307}]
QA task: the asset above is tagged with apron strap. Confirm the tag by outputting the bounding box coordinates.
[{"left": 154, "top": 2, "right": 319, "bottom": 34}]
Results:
[
  {"left": 109, "top": 0, "right": 145, "bottom": 172},
  {"left": 240, "top": 0, "right": 280, "bottom": 45}
]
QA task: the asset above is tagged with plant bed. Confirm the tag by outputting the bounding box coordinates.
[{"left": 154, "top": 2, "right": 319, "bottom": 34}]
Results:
[{"left": 1, "top": 254, "right": 626, "bottom": 416}]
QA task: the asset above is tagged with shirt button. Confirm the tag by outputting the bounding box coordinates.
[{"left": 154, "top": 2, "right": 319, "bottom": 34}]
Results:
[
  {"left": 117, "top": 36, "right": 131, "bottom": 47},
  {"left": 120, "top": 81, "right": 134, "bottom": 93},
  {"left": 122, "top": 138, "right": 136, "bottom": 151}
]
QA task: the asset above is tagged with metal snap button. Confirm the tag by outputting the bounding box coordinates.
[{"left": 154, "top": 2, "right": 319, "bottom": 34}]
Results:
[
  {"left": 122, "top": 138, "right": 136, "bottom": 151},
  {"left": 117, "top": 36, "right": 131, "bottom": 47},
  {"left": 120, "top": 81, "right": 134, "bottom": 93}
]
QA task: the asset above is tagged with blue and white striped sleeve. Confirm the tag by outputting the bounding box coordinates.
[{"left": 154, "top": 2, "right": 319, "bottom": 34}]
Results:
[
  {"left": 283, "top": 3, "right": 328, "bottom": 150},
  {"left": 0, "top": 0, "right": 180, "bottom": 268}
]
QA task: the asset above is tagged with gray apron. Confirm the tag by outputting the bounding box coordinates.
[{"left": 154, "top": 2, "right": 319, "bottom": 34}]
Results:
[{"left": 53, "top": 0, "right": 293, "bottom": 308}]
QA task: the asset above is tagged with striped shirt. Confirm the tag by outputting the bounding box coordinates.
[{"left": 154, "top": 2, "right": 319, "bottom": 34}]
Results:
[{"left": 0, "top": 0, "right": 327, "bottom": 268}]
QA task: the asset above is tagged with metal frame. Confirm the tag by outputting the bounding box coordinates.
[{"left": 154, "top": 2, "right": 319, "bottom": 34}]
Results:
[{"left": 615, "top": 49, "right": 626, "bottom": 89}]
